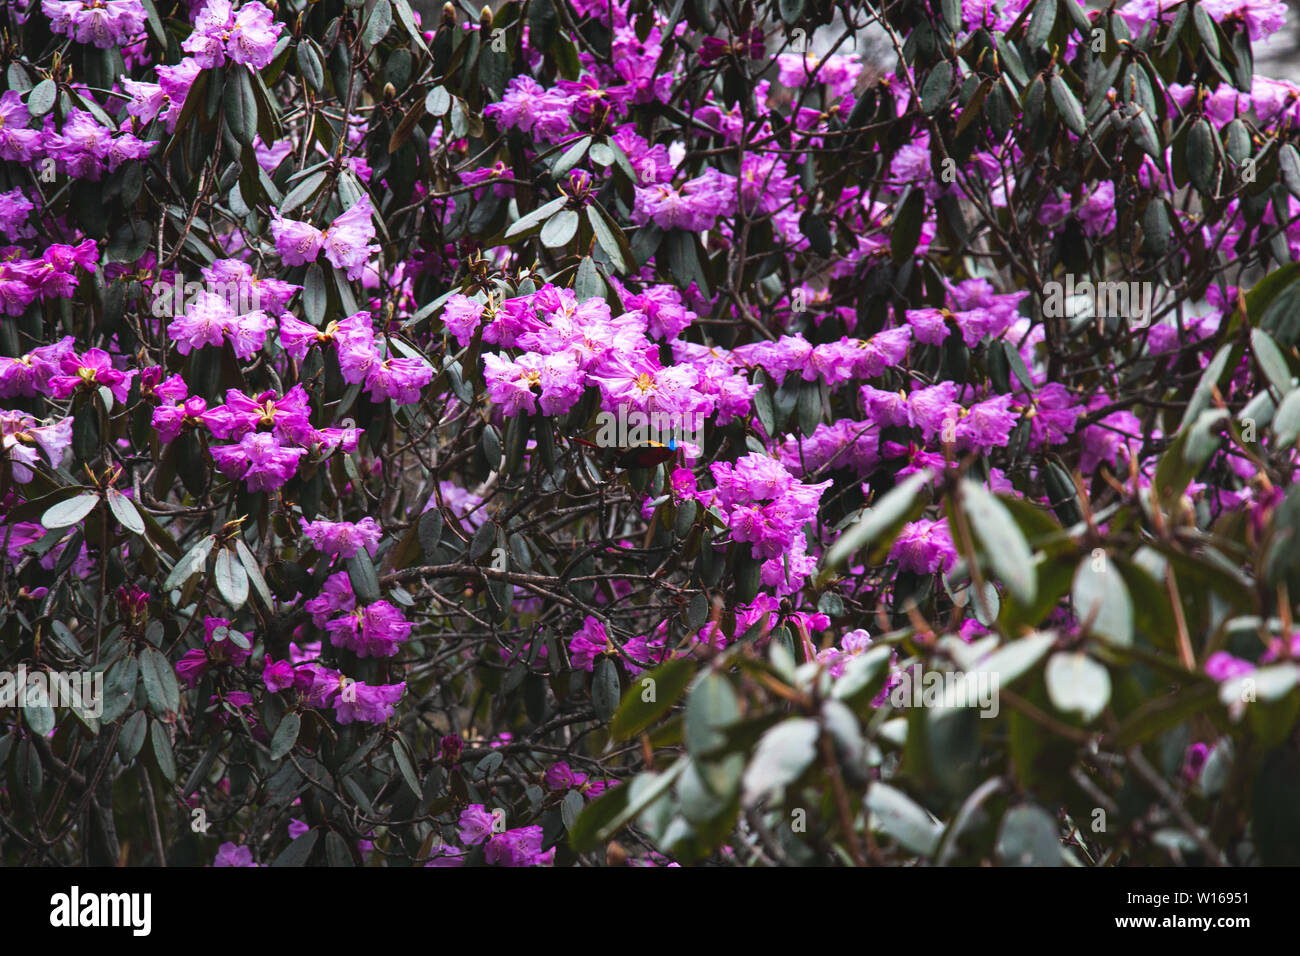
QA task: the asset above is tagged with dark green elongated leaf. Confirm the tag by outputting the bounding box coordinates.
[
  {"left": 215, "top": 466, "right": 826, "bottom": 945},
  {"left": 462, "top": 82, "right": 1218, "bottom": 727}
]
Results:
[
  {"left": 418, "top": 508, "right": 443, "bottom": 558},
  {"left": 685, "top": 672, "right": 740, "bottom": 759},
  {"left": 592, "top": 657, "right": 620, "bottom": 720},
  {"left": 1050, "top": 74, "right": 1087, "bottom": 137},
  {"left": 28, "top": 79, "right": 57, "bottom": 118},
  {"left": 821, "top": 470, "right": 931, "bottom": 575},
  {"left": 1178, "top": 342, "right": 1237, "bottom": 430},
  {"left": 346, "top": 550, "right": 382, "bottom": 605},
  {"left": 741, "top": 717, "right": 819, "bottom": 805},
  {"left": 1071, "top": 555, "right": 1133, "bottom": 647},
  {"left": 890, "top": 189, "right": 926, "bottom": 265},
  {"left": 214, "top": 547, "right": 249, "bottom": 609},
  {"left": 270, "top": 712, "right": 300, "bottom": 760},
  {"left": 610, "top": 656, "right": 696, "bottom": 740},
  {"left": 1187, "top": 119, "right": 1218, "bottom": 196},
  {"left": 42, "top": 492, "right": 99, "bottom": 529},
  {"left": 165, "top": 535, "right": 216, "bottom": 591},
  {"left": 151, "top": 720, "right": 176, "bottom": 782},
  {"left": 504, "top": 196, "right": 568, "bottom": 239},
  {"left": 223, "top": 66, "right": 257, "bottom": 147},
  {"left": 296, "top": 39, "right": 325, "bottom": 91},
  {"left": 118, "top": 711, "right": 148, "bottom": 762},
  {"left": 569, "top": 759, "right": 690, "bottom": 852},
  {"left": 325, "top": 831, "right": 355, "bottom": 867},
  {"left": 588, "top": 203, "right": 632, "bottom": 275},
  {"left": 140, "top": 646, "right": 180, "bottom": 715},
  {"left": 865, "top": 782, "right": 943, "bottom": 856},
  {"left": 273, "top": 828, "right": 319, "bottom": 867},
  {"left": 997, "top": 805, "right": 1062, "bottom": 866},
  {"left": 962, "top": 480, "right": 1036, "bottom": 604},
  {"left": 1252, "top": 328, "right": 1294, "bottom": 397},
  {"left": 235, "top": 539, "right": 275, "bottom": 609},
  {"left": 921, "top": 62, "right": 954, "bottom": 115},
  {"left": 1025, "top": 0, "right": 1058, "bottom": 49},
  {"left": 362, "top": 0, "right": 392, "bottom": 48},
  {"left": 540, "top": 208, "right": 580, "bottom": 248},
  {"left": 552, "top": 135, "right": 592, "bottom": 178},
  {"left": 280, "top": 170, "right": 327, "bottom": 216},
  {"left": 392, "top": 739, "right": 421, "bottom": 796},
  {"left": 1044, "top": 652, "right": 1111, "bottom": 722}
]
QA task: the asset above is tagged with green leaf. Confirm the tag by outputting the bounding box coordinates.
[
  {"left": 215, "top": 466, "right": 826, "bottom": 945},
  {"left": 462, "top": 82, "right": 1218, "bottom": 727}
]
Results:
[
  {"left": 587, "top": 204, "right": 632, "bottom": 275},
  {"left": 296, "top": 39, "right": 325, "bottom": 92},
  {"left": 42, "top": 492, "right": 99, "bottom": 530},
  {"left": 540, "top": 208, "right": 579, "bottom": 248},
  {"left": 1071, "top": 555, "right": 1133, "bottom": 647},
  {"left": 214, "top": 547, "right": 250, "bottom": 609},
  {"left": 920, "top": 62, "right": 954, "bottom": 115},
  {"left": 280, "top": 170, "right": 327, "bottom": 216},
  {"left": 974, "top": 630, "right": 1057, "bottom": 687},
  {"left": 997, "top": 805, "right": 1062, "bottom": 866},
  {"left": 609, "top": 656, "right": 696, "bottom": 740},
  {"left": 741, "top": 717, "right": 820, "bottom": 805},
  {"left": 151, "top": 719, "right": 176, "bottom": 782},
  {"left": 504, "top": 196, "right": 568, "bottom": 239},
  {"left": 235, "top": 539, "right": 275, "bottom": 609},
  {"left": 425, "top": 85, "right": 451, "bottom": 117},
  {"left": 569, "top": 758, "right": 690, "bottom": 852},
  {"left": 1044, "top": 652, "right": 1111, "bottom": 722},
  {"left": 684, "top": 672, "right": 740, "bottom": 759},
  {"left": 165, "top": 535, "right": 216, "bottom": 591},
  {"left": 1025, "top": 0, "right": 1058, "bottom": 48},
  {"left": 820, "top": 470, "right": 931, "bottom": 576},
  {"left": 962, "top": 479, "right": 1037, "bottom": 605},
  {"left": 1187, "top": 118, "right": 1218, "bottom": 196},
  {"left": 272, "top": 828, "right": 319, "bottom": 867},
  {"left": 865, "top": 782, "right": 943, "bottom": 856},
  {"left": 346, "top": 550, "right": 382, "bottom": 604},
  {"left": 118, "top": 711, "right": 149, "bottom": 762},
  {"left": 392, "top": 739, "right": 421, "bottom": 796},
  {"left": 592, "top": 657, "right": 620, "bottom": 720},
  {"left": 1273, "top": 387, "right": 1300, "bottom": 446},
  {"left": 270, "top": 712, "right": 300, "bottom": 760},
  {"left": 140, "top": 647, "right": 180, "bottom": 715},
  {"left": 27, "top": 79, "right": 57, "bottom": 118},
  {"left": 551, "top": 135, "right": 592, "bottom": 178},
  {"left": 223, "top": 66, "right": 258, "bottom": 147},
  {"left": 1252, "top": 328, "right": 1294, "bottom": 397},
  {"left": 1049, "top": 74, "right": 1087, "bottom": 137},
  {"left": 890, "top": 188, "right": 926, "bottom": 265}
]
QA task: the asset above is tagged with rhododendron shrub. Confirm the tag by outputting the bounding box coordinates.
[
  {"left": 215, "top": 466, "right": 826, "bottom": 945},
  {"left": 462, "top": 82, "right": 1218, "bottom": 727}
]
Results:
[{"left": 2, "top": 0, "right": 1300, "bottom": 868}]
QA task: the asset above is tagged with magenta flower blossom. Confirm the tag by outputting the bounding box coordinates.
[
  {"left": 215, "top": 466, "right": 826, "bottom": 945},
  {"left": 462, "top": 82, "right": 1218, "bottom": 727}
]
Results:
[
  {"left": 49, "top": 348, "right": 132, "bottom": 402},
  {"left": 213, "top": 842, "right": 257, "bottom": 867},
  {"left": 305, "top": 571, "right": 355, "bottom": 625},
  {"left": 271, "top": 209, "right": 325, "bottom": 265},
  {"left": 333, "top": 679, "right": 405, "bottom": 724},
  {"left": 0, "top": 92, "right": 42, "bottom": 162},
  {"left": 364, "top": 355, "right": 433, "bottom": 406},
  {"left": 183, "top": 0, "right": 282, "bottom": 69},
  {"left": 890, "top": 518, "right": 957, "bottom": 574},
  {"left": 43, "top": 0, "right": 146, "bottom": 48},
  {"left": 321, "top": 195, "right": 378, "bottom": 279},
  {"left": 209, "top": 432, "right": 306, "bottom": 491},
  {"left": 262, "top": 655, "right": 296, "bottom": 693},
  {"left": 325, "top": 600, "right": 412, "bottom": 658},
  {"left": 300, "top": 516, "right": 382, "bottom": 559},
  {"left": 458, "top": 805, "right": 497, "bottom": 846},
  {"left": 568, "top": 616, "right": 607, "bottom": 671}
]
